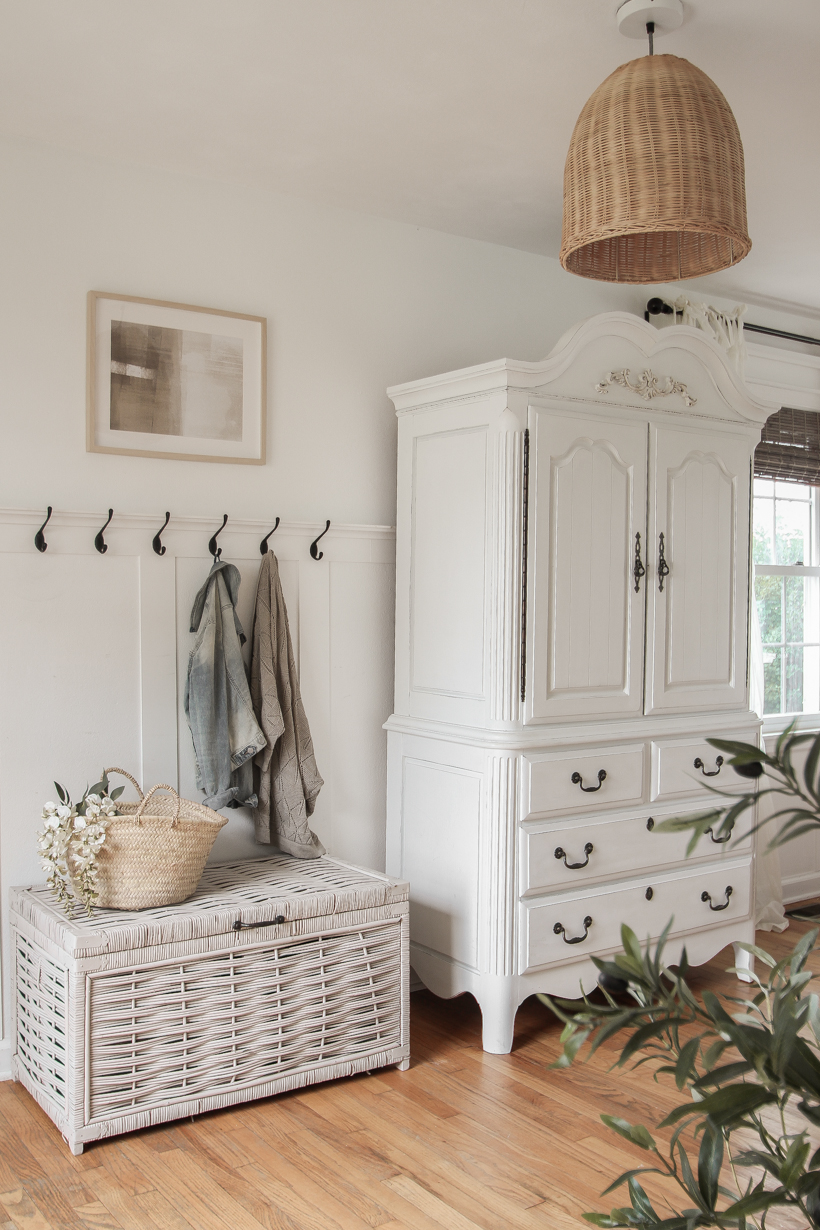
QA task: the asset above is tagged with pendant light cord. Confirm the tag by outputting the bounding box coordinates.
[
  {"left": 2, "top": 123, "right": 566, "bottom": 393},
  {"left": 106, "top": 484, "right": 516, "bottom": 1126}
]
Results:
[{"left": 647, "top": 20, "right": 655, "bottom": 54}]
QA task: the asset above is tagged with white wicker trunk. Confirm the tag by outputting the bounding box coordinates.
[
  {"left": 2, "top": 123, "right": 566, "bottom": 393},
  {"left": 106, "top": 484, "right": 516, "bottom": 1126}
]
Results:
[{"left": 10, "top": 855, "right": 410, "bottom": 1155}]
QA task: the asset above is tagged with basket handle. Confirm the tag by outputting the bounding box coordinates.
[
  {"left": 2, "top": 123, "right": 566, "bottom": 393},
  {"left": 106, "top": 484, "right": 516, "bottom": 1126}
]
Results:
[
  {"left": 102, "top": 767, "right": 144, "bottom": 800},
  {"left": 135, "top": 784, "right": 182, "bottom": 827}
]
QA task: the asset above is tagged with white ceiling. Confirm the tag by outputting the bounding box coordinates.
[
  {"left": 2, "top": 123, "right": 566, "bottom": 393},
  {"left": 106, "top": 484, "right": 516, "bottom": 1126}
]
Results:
[{"left": 2, "top": 0, "right": 818, "bottom": 312}]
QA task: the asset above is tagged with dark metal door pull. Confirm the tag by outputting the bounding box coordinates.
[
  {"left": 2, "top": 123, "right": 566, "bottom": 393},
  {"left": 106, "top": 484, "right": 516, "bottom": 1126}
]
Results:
[
  {"left": 657, "top": 532, "right": 670, "bottom": 591},
  {"left": 571, "top": 769, "right": 607, "bottom": 792},
  {"left": 694, "top": 755, "right": 724, "bottom": 777},
  {"left": 701, "top": 887, "right": 733, "bottom": 911},
  {"left": 554, "top": 916, "right": 593, "bottom": 944},
  {"left": 633, "top": 532, "right": 646, "bottom": 592},
  {"left": 554, "top": 842, "right": 593, "bottom": 870},
  {"left": 705, "top": 825, "right": 732, "bottom": 844}
]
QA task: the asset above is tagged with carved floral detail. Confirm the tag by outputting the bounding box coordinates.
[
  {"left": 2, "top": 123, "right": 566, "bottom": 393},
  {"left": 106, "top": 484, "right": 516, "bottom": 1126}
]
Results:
[{"left": 595, "top": 369, "right": 697, "bottom": 407}]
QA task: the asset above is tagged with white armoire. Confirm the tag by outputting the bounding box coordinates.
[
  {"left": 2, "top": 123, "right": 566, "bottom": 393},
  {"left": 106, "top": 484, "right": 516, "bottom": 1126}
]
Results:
[{"left": 385, "top": 312, "right": 773, "bottom": 1053}]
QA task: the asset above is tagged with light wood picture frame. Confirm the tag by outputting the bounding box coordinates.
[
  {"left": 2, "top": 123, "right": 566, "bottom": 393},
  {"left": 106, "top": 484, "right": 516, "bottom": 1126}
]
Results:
[{"left": 87, "top": 291, "right": 267, "bottom": 465}]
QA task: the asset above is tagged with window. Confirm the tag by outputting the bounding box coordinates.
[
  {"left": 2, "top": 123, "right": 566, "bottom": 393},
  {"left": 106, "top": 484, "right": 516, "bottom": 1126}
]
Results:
[{"left": 753, "top": 478, "right": 820, "bottom": 716}]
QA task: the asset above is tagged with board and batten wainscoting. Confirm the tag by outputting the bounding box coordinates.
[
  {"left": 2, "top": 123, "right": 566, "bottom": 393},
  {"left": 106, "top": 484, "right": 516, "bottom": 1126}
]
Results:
[
  {"left": 0, "top": 508, "right": 396, "bottom": 1080},
  {"left": 765, "top": 730, "right": 820, "bottom": 905}
]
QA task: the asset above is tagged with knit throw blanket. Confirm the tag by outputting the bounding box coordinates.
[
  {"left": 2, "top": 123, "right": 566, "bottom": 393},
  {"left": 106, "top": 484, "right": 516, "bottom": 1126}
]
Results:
[{"left": 250, "top": 551, "right": 325, "bottom": 858}]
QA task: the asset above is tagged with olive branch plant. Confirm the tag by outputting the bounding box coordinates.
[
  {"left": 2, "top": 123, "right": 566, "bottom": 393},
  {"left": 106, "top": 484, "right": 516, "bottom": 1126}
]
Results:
[{"left": 541, "top": 725, "right": 820, "bottom": 1229}]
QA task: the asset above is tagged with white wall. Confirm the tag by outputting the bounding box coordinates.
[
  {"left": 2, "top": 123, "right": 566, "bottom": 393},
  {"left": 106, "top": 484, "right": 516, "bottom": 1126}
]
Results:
[
  {"left": 3, "top": 133, "right": 820, "bottom": 1078},
  {"left": 0, "top": 134, "right": 636, "bottom": 528},
  {"left": 0, "top": 134, "right": 636, "bottom": 1079}
]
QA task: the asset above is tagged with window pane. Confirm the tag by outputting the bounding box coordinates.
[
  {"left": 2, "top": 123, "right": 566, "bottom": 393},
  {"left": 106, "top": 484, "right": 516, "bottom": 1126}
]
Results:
[
  {"left": 763, "top": 649, "right": 782, "bottom": 716},
  {"left": 756, "top": 574, "right": 782, "bottom": 643},
  {"left": 754, "top": 478, "right": 774, "bottom": 497},
  {"left": 804, "top": 645, "right": 820, "bottom": 713},
  {"left": 776, "top": 480, "right": 812, "bottom": 500},
  {"left": 784, "top": 645, "right": 804, "bottom": 713},
  {"left": 753, "top": 497, "right": 774, "bottom": 564},
  {"left": 785, "top": 575, "right": 806, "bottom": 643},
  {"left": 776, "top": 497, "right": 811, "bottom": 564}
]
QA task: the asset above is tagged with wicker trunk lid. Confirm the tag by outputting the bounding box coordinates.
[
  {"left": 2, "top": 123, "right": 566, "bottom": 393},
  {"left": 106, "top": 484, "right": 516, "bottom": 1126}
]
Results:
[{"left": 12, "top": 854, "right": 407, "bottom": 955}]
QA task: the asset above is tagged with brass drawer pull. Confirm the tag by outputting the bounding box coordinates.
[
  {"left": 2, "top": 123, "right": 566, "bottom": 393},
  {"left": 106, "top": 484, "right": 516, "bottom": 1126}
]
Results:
[
  {"left": 701, "top": 887, "right": 733, "bottom": 912},
  {"left": 554, "top": 842, "right": 593, "bottom": 870},
  {"left": 554, "top": 916, "right": 593, "bottom": 945},
  {"left": 571, "top": 769, "right": 607, "bottom": 792}
]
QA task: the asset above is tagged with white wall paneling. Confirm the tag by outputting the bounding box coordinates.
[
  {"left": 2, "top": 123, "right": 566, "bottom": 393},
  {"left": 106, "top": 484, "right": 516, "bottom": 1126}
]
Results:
[
  {"left": 0, "top": 507, "right": 394, "bottom": 1078},
  {"left": 763, "top": 731, "right": 820, "bottom": 905}
]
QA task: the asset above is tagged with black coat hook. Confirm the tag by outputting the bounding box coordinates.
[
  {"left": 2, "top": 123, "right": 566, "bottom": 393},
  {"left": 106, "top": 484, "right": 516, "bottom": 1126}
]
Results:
[
  {"left": 260, "top": 518, "right": 280, "bottom": 555},
  {"left": 34, "top": 507, "right": 52, "bottom": 553},
  {"left": 208, "top": 514, "right": 228, "bottom": 560},
  {"left": 152, "top": 511, "right": 170, "bottom": 556},
  {"left": 310, "top": 520, "right": 331, "bottom": 560},
  {"left": 95, "top": 509, "right": 114, "bottom": 554}
]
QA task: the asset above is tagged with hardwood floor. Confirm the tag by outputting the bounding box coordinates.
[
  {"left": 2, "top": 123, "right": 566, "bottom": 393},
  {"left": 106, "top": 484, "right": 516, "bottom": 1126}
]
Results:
[{"left": 1, "top": 921, "right": 815, "bottom": 1230}]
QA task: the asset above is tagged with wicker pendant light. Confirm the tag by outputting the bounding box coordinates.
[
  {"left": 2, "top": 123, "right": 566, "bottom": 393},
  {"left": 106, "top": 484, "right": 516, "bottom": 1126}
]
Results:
[{"left": 560, "top": 50, "right": 751, "bottom": 283}]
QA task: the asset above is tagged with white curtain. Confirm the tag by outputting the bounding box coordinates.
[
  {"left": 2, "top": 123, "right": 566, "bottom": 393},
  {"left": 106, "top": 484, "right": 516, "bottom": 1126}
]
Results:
[
  {"left": 672, "top": 296, "right": 748, "bottom": 376},
  {"left": 750, "top": 586, "right": 789, "bottom": 932}
]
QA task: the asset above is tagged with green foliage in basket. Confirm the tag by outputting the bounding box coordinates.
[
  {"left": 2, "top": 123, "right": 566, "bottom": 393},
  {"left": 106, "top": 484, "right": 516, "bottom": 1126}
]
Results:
[
  {"left": 542, "top": 923, "right": 820, "bottom": 1228},
  {"left": 540, "top": 725, "right": 820, "bottom": 1228},
  {"left": 37, "top": 772, "right": 124, "bottom": 915}
]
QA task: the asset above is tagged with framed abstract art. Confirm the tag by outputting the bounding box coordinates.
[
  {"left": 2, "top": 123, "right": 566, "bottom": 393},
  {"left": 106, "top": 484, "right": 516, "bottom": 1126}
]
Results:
[{"left": 87, "top": 291, "right": 266, "bottom": 464}]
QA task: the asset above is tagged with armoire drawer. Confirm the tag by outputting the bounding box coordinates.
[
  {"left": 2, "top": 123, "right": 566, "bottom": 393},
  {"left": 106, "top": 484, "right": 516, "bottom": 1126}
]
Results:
[
  {"left": 521, "top": 857, "right": 751, "bottom": 973},
  {"left": 651, "top": 733, "right": 755, "bottom": 802},
  {"left": 522, "top": 808, "right": 751, "bottom": 895},
  {"left": 524, "top": 744, "right": 646, "bottom": 819}
]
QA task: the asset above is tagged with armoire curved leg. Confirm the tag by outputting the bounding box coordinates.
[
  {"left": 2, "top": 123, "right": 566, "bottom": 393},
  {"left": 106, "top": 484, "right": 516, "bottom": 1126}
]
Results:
[
  {"left": 479, "top": 985, "right": 519, "bottom": 1054},
  {"left": 733, "top": 941, "right": 754, "bottom": 984}
]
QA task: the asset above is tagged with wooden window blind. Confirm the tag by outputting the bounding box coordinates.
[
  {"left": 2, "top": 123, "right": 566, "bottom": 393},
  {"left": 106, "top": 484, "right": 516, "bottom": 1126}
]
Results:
[{"left": 755, "top": 407, "right": 820, "bottom": 485}]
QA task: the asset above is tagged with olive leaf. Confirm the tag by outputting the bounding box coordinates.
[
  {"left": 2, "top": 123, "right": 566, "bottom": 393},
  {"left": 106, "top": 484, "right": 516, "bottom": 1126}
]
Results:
[{"left": 544, "top": 917, "right": 820, "bottom": 1227}]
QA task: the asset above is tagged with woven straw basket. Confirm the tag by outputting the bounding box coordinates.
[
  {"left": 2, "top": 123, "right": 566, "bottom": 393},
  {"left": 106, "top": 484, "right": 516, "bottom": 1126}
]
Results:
[
  {"left": 74, "top": 769, "right": 228, "bottom": 911},
  {"left": 560, "top": 53, "right": 751, "bottom": 283}
]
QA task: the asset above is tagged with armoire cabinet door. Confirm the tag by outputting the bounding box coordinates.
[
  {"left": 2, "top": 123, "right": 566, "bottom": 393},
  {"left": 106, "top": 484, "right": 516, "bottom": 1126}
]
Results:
[
  {"left": 527, "top": 407, "right": 648, "bottom": 721},
  {"left": 645, "top": 425, "right": 751, "bottom": 715}
]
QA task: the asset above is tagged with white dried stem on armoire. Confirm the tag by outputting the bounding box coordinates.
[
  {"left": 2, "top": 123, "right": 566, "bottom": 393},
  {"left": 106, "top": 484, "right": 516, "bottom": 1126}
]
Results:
[{"left": 385, "top": 312, "right": 774, "bottom": 1054}]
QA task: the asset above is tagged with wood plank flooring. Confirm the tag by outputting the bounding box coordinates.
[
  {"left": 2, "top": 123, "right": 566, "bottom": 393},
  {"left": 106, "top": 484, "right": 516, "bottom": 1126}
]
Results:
[{"left": 0, "top": 921, "right": 815, "bottom": 1230}]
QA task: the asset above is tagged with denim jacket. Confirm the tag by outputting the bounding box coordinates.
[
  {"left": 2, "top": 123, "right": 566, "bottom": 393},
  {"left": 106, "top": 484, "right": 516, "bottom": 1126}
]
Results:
[{"left": 184, "top": 560, "right": 267, "bottom": 810}]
